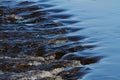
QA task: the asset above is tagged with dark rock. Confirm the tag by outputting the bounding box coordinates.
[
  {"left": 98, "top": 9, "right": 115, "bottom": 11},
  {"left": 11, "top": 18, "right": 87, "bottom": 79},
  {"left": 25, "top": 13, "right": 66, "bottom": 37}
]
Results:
[{"left": 58, "top": 67, "right": 90, "bottom": 79}]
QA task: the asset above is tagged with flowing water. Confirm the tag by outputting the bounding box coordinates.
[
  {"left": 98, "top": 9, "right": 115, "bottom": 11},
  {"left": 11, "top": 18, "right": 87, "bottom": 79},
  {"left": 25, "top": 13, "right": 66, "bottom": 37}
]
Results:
[{"left": 0, "top": 0, "right": 120, "bottom": 80}]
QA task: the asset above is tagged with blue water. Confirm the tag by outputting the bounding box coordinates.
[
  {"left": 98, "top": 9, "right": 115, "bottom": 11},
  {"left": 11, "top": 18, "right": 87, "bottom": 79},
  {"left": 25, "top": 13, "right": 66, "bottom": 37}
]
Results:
[
  {"left": 51, "top": 0, "right": 120, "bottom": 80},
  {"left": 1, "top": 0, "right": 120, "bottom": 80}
]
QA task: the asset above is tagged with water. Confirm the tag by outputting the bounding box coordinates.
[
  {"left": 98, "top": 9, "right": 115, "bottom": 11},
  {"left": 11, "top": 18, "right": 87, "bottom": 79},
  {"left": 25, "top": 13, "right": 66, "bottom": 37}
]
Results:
[
  {"left": 56, "top": 0, "right": 120, "bottom": 80},
  {"left": 0, "top": 0, "right": 120, "bottom": 80}
]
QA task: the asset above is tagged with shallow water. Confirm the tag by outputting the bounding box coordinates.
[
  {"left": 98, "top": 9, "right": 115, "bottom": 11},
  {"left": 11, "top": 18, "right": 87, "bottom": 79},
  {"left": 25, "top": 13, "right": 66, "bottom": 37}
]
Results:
[
  {"left": 0, "top": 0, "right": 120, "bottom": 80},
  {"left": 55, "top": 0, "right": 120, "bottom": 80}
]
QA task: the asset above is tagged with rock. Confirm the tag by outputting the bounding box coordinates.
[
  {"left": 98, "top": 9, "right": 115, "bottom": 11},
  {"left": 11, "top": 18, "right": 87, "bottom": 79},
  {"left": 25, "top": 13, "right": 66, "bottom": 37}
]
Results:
[
  {"left": 40, "top": 76, "right": 62, "bottom": 80},
  {"left": 61, "top": 53, "right": 102, "bottom": 65},
  {"left": 0, "top": 1, "right": 93, "bottom": 79},
  {"left": 50, "top": 68, "right": 64, "bottom": 75},
  {"left": 10, "top": 70, "right": 54, "bottom": 80},
  {"left": 58, "top": 67, "right": 90, "bottom": 79},
  {"left": 34, "top": 71, "right": 53, "bottom": 78},
  {"left": 27, "top": 56, "right": 45, "bottom": 61},
  {"left": 34, "top": 46, "right": 46, "bottom": 56},
  {"left": 44, "top": 53, "right": 56, "bottom": 60},
  {"left": 6, "top": 14, "right": 24, "bottom": 20},
  {"left": 28, "top": 61, "right": 42, "bottom": 66},
  {"left": 48, "top": 38, "right": 68, "bottom": 45},
  {"left": 41, "top": 60, "right": 82, "bottom": 71}
]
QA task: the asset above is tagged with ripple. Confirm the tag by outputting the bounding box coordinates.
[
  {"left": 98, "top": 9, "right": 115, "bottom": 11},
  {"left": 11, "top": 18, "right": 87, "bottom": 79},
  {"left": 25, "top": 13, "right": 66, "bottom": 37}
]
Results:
[
  {"left": 0, "top": 0, "right": 102, "bottom": 79},
  {"left": 49, "top": 14, "right": 73, "bottom": 19},
  {"left": 45, "top": 9, "right": 66, "bottom": 13},
  {"left": 18, "top": 1, "right": 35, "bottom": 6}
]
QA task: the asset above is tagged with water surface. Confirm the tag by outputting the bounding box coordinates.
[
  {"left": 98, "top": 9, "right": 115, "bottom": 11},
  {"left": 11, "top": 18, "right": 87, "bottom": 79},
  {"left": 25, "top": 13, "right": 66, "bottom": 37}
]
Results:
[
  {"left": 0, "top": 0, "right": 120, "bottom": 80},
  {"left": 54, "top": 0, "right": 120, "bottom": 80}
]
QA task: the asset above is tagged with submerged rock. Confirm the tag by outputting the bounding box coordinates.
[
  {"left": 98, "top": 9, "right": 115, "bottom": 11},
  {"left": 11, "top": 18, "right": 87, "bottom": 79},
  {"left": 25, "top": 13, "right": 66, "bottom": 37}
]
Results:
[
  {"left": 0, "top": 54, "right": 84, "bottom": 80},
  {"left": 0, "top": 14, "right": 24, "bottom": 23},
  {"left": 48, "top": 38, "right": 68, "bottom": 45},
  {"left": 58, "top": 67, "right": 90, "bottom": 79},
  {"left": 5, "top": 14, "right": 24, "bottom": 20},
  {"left": 0, "top": 0, "right": 97, "bottom": 79}
]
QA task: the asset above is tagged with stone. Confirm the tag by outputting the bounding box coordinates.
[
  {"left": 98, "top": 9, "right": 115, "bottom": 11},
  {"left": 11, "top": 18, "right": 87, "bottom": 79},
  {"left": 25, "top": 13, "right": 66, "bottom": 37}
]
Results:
[
  {"left": 48, "top": 38, "right": 68, "bottom": 45},
  {"left": 50, "top": 68, "right": 64, "bottom": 75},
  {"left": 6, "top": 14, "right": 24, "bottom": 20}
]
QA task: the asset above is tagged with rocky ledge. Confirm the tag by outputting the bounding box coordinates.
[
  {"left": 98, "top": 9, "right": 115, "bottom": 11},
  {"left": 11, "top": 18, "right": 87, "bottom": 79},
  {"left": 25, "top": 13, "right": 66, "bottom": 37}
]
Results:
[{"left": 0, "top": 53, "right": 90, "bottom": 80}]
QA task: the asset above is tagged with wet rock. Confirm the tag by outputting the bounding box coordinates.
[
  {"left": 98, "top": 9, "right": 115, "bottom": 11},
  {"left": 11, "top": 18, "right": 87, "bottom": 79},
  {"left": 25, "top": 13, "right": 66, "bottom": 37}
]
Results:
[
  {"left": 50, "top": 68, "right": 64, "bottom": 75},
  {"left": 0, "top": 56, "right": 45, "bottom": 72},
  {"left": 5, "top": 14, "right": 23, "bottom": 20},
  {"left": 34, "top": 46, "right": 46, "bottom": 56},
  {"left": 0, "top": 0, "right": 98, "bottom": 79},
  {"left": 28, "top": 56, "right": 45, "bottom": 61},
  {"left": 15, "top": 64, "right": 33, "bottom": 72},
  {"left": 8, "top": 70, "right": 63, "bottom": 80},
  {"left": 1, "top": 14, "right": 24, "bottom": 23},
  {"left": 10, "top": 70, "right": 53, "bottom": 80},
  {"left": 31, "top": 71, "right": 53, "bottom": 78},
  {"left": 48, "top": 38, "right": 68, "bottom": 45},
  {"left": 39, "top": 60, "right": 82, "bottom": 71},
  {"left": 44, "top": 53, "right": 56, "bottom": 60},
  {"left": 58, "top": 67, "right": 90, "bottom": 79},
  {"left": 40, "top": 76, "right": 62, "bottom": 80},
  {"left": 61, "top": 53, "right": 102, "bottom": 65}
]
